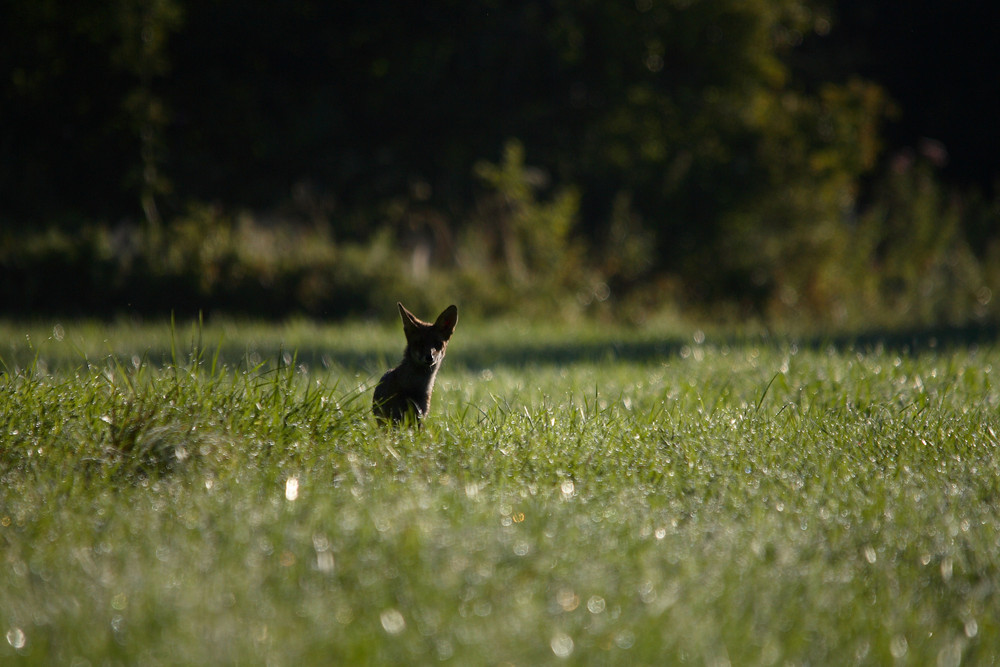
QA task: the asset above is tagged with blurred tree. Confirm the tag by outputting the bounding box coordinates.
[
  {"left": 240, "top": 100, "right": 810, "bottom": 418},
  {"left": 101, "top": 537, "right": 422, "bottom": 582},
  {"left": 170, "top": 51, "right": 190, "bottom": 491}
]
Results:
[
  {"left": 809, "top": 0, "right": 1000, "bottom": 195},
  {"left": 473, "top": 139, "right": 580, "bottom": 286},
  {"left": 1, "top": 0, "right": 181, "bottom": 229},
  {"left": 6, "top": 0, "right": 995, "bottom": 322},
  {"left": 115, "top": 0, "right": 183, "bottom": 235}
]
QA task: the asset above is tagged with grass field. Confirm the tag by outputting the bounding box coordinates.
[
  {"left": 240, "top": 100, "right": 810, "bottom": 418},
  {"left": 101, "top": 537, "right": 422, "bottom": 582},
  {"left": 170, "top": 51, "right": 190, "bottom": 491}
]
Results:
[{"left": 2, "top": 317, "right": 999, "bottom": 665}]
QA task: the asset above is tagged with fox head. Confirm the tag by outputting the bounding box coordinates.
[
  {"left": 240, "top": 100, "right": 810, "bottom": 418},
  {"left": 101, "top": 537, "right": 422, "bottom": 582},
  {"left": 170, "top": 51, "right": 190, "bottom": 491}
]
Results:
[{"left": 399, "top": 302, "right": 458, "bottom": 368}]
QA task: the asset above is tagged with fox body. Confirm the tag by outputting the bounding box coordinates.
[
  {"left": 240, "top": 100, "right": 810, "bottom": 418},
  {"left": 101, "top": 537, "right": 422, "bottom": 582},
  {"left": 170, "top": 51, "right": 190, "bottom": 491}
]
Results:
[{"left": 373, "top": 302, "right": 458, "bottom": 424}]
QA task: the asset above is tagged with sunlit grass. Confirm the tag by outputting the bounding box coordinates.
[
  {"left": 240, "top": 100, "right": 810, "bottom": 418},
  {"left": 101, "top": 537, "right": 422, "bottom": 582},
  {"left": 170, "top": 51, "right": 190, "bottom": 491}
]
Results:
[{"left": 2, "top": 319, "right": 999, "bottom": 664}]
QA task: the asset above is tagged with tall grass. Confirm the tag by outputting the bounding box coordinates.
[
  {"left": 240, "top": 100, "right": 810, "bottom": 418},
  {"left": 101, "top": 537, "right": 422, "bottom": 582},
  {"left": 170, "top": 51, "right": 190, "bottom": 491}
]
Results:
[{"left": 2, "top": 319, "right": 999, "bottom": 664}]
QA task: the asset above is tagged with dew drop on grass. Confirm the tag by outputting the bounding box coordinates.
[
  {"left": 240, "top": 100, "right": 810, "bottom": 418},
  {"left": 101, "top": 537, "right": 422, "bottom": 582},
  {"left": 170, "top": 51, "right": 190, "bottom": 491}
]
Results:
[
  {"left": 380, "top": 609, "right": 406, "bottom": 635},
  {"left": 556, "top": 588, "right": 580, "bottom": 612},
  {"left": 335, "top": 604, "right": 354, "bottom": 626},
  {"left": 550, "top": 632, "right": 574, "bottom": 658},
  {"left": 312, "top": 534, "right": 330, "bottom": 551},
  {"left": 436, "top": 639, "right": 454, "bottom": 660},
  {"left": 889, "top": 635, "right": 908, "bottom": 658},
  {"left": 614, "top": 629, "right": 635, "bottom": 649},
  {"left": 937, "top": 641, "right": 964, "bottom": 667},
  {"left": 941, "top": 557, "right": 953, "bottom": 581},
  {"left": 6, "top": 627, "right": 26, "bottom": 650},
  {"left": 285, "top": 476, "right": 299, "bottom": 501},
  {"left": 314, "top": 550, "right": 334, "bottom": 573}
]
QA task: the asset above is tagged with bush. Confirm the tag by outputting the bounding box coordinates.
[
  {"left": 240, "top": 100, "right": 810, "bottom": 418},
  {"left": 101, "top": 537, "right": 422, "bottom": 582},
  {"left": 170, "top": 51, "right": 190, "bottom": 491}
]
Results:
[
  {"left": 2, "top": 144, "right": 998, "bottom": 329},
  {"left": 761, "top": 155, "right": 1000, "bottom": 329}
]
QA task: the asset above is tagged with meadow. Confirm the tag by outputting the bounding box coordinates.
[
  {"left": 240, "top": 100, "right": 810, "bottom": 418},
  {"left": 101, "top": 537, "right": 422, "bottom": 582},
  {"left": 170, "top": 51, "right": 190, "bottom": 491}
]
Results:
[{"left": 2, "top": 317, "right": 999, "bottom": 665}]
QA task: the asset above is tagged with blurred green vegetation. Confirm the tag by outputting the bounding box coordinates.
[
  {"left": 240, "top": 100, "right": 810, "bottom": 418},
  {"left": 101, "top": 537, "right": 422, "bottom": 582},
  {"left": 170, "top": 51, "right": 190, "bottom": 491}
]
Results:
[{"left": 2, "top": 1, "right": 998, "bottom": 328}]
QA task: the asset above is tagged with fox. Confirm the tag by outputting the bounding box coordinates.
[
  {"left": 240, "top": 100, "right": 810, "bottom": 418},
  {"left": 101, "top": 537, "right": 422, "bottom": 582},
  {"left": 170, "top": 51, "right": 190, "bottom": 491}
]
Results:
[{"left": 372, "top": 302, "right": 458, "bottom": 425}]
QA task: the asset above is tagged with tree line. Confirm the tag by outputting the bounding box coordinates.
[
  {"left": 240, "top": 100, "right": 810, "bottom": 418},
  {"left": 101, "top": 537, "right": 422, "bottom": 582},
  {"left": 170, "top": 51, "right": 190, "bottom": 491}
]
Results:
[{"left": 2, "top": 0, "right": 998, "bottom": 324}]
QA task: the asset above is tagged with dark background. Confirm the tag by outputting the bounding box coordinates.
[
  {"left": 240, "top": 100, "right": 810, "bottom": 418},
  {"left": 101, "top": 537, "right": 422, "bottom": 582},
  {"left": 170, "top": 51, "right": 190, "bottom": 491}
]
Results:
[
  {"left": 2, "top": 0, "right": 998, "bottom": 323},
  {"left": 819, "top": 1, "right": 999, "bottom": 191}
]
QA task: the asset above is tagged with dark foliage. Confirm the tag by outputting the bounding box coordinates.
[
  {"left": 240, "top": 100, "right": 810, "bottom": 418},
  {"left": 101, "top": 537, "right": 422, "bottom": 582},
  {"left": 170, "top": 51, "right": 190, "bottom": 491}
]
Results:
[{"left": 1, "top": 1, "right": 998, "bottom": 324}]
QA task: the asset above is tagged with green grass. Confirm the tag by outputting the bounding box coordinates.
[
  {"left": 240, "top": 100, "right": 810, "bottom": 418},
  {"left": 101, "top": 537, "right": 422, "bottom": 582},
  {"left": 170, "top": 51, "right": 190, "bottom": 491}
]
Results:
[{"left": 2, "top": 318, "right": 1000, "bottom": 664}]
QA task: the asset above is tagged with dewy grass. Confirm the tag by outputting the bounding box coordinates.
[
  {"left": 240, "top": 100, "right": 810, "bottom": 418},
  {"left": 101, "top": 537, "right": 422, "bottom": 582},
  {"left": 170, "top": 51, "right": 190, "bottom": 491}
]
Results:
[{"left": 2, "top": 319, "right": 1000, "bottom": 664}]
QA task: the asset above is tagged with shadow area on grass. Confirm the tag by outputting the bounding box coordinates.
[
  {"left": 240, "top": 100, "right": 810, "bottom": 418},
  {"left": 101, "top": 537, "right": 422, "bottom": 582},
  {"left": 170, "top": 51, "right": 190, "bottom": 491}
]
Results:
[
  {"left": 129, "top": 336, "right": 691, "bottom": 375},
  {"left": 166, "top": 320, "right": 1000, "bottom": 372},
  {"left": 1, "top": 334, "right": 690, "bottom": 376},
  {"left": 443, "top": 321, "right": 1000, "bottom": 371},
  {"left": 796, "top": 321, "right": 1000, "bottom": 355},
  {"left": 4, "top": 321, "right": 997, "bottom": 376}
]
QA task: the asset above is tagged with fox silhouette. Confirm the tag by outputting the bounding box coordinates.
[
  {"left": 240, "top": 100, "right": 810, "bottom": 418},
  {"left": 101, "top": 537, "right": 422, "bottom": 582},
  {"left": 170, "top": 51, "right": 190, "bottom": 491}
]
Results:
[{"left": 373, "top": 302, "right": 458, "bottom": 425}]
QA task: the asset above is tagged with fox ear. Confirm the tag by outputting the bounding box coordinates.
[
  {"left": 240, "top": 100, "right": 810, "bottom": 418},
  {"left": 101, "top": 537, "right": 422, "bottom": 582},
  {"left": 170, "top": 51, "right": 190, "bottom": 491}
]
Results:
[
  {"left": 397, "top": 302, "right": 421, "bottom": 334},
  {"left": 434, "top": 305, "right": 458, "bottom": 339}
]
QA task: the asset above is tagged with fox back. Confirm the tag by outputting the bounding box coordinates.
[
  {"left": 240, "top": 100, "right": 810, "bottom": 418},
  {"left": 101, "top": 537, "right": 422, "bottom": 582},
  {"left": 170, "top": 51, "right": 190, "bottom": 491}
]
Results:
[{"left": 373, "top": 302, "right": 458, "bottom": 424}]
